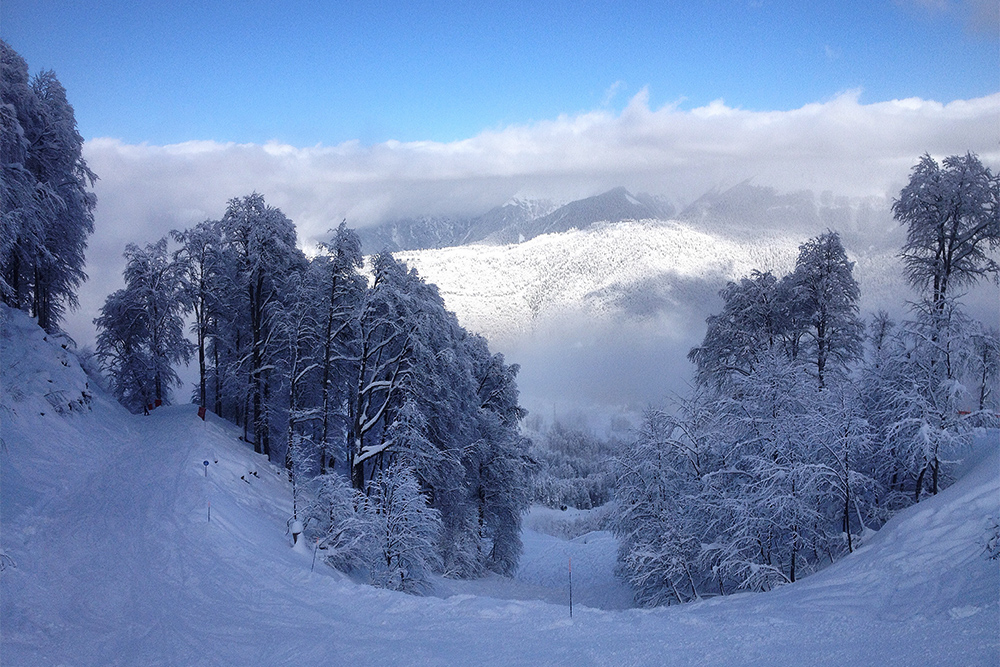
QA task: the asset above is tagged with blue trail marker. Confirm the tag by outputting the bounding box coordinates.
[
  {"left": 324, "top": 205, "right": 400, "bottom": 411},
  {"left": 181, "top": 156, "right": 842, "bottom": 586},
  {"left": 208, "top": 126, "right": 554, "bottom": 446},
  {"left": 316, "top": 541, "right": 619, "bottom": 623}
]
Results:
[{"left": 203, "top": 460, "right": 209, "bottom": 476}]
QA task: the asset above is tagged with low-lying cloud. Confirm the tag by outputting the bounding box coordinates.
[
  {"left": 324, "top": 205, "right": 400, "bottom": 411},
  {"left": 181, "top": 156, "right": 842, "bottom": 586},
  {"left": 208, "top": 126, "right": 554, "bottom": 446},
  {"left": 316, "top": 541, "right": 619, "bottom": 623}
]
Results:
[{"left": 70, "top": 91, "right": 999, "bottom": 355}]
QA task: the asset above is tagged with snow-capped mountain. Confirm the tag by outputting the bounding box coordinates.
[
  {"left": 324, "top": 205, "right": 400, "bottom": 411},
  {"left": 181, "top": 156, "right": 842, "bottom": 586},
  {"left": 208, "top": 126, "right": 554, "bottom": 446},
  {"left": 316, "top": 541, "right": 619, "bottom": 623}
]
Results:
[
  {"left": 355, "top": 215, "right": 472, "bottom": 253},
  {"left": 470, "top": 188, "right": 674, "bottom": 245},
  {"left": 356, "top": 187, "right": 673, "bottom": 252},
  {"left": 460, "top": 197, "right": 558, "bottom": 245},
  {"left": 356, "top": 183, "right": 899, "bottom": 256},
  {"left": 395, "top": 218, "right": 911, "bottom": 412},
  {"left": 677, "top": 181, "right": 900, "bottom": 246}
]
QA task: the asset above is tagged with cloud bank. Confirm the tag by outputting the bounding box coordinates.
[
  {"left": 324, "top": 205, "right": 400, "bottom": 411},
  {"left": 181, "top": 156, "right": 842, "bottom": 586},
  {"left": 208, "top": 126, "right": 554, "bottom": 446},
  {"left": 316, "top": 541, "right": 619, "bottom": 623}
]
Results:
[{"left": 70, "top": 91, "right": 999, "bottom": 350}]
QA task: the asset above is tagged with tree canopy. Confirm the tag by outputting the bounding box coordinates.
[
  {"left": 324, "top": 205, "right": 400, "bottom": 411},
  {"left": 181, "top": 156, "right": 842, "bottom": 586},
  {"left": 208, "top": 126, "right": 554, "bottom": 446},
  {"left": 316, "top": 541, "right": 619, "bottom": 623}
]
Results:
[{"left": 0, "top": 40, "right": 96, "bottom": 332}]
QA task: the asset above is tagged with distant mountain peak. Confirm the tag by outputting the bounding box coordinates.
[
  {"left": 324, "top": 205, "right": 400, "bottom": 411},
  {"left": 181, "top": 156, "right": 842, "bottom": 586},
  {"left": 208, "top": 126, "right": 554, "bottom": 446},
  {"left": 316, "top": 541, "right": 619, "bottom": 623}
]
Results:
[{"left": 356, "top": 188, "right": 676, "bottom": 252}]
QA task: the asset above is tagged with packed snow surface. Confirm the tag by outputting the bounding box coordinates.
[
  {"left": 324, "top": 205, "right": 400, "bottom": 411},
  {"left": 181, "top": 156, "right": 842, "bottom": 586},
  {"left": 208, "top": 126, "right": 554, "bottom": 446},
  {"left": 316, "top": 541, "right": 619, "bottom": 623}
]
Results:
[{"left": 2, "top": 305, "right": 998, "bottom": 665}]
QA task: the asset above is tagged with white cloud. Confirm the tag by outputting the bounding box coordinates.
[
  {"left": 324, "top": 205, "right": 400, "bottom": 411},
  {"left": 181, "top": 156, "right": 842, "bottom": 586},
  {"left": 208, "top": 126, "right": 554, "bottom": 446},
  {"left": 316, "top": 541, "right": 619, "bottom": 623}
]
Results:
[
  {"left": 601, "top": 80, "right": 625, "bottom": 107},
  {"left": 68, "top": 91, "right": 1000, "bottom": 350}
]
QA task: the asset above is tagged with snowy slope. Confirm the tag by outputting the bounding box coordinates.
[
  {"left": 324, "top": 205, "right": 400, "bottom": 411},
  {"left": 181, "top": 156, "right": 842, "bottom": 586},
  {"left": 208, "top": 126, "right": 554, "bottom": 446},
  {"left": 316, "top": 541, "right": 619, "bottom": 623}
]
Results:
[
  {"left": 2, "top": 305, "right": 998, "bottom": 666},
  {"left": 395, "top": 218, "right": 909, "bottom": 346},
  {"left": 394, "top": 219, "right": 915, "bottom": 413}
]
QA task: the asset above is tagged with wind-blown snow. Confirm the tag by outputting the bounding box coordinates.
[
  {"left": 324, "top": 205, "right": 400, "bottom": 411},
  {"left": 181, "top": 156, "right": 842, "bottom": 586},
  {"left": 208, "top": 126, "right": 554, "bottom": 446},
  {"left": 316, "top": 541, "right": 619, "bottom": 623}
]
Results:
[{"left": 2, "top": 305, "right": 998, "bottom": 665}]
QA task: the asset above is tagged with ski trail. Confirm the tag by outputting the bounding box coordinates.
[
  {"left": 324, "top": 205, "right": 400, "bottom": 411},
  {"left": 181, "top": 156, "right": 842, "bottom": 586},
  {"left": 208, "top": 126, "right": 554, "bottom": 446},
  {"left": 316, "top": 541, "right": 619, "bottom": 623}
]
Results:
[{"left": 3, "top": 365, "right": 997, "bottom": 666}]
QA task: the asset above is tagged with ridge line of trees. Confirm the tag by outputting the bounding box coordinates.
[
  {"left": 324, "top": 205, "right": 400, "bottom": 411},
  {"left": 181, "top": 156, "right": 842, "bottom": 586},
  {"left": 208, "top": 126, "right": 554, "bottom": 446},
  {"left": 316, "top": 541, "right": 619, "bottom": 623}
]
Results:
[{"left": 614, "top": 152, "right": 999, "bottom": 606}]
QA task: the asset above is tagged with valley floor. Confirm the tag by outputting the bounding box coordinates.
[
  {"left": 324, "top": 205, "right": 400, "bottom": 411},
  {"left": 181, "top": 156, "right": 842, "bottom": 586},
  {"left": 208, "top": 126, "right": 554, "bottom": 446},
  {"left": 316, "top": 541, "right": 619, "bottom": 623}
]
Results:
[{"left": 2, "top": 312, "right": 998, "bottom": 666}]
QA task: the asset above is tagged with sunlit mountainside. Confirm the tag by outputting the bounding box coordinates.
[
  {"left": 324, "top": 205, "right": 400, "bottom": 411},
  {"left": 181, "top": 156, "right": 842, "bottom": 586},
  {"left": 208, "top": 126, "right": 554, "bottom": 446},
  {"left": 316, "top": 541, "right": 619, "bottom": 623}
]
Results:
[{"left": 375, "top": 184, "right": 942, "bottom": 414}]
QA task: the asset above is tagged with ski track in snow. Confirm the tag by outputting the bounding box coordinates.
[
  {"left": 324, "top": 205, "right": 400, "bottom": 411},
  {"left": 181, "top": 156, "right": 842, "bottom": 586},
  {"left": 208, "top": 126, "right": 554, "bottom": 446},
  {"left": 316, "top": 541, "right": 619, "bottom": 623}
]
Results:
[{"left": 2, "top": 306, "right": 999, "bottom": 666}]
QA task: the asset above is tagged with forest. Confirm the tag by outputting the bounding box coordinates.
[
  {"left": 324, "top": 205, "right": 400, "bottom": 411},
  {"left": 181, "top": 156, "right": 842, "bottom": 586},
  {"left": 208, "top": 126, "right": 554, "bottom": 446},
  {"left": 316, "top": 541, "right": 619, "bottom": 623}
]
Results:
[
  {"left": 94, "top": 205, "right": 533, "bottom": 590},
  {"left": 614, "top": 158, "right": 1000, "bottom": 604},
  {"left": 2, "top": 39, "right": 998, "bottom": 603}
]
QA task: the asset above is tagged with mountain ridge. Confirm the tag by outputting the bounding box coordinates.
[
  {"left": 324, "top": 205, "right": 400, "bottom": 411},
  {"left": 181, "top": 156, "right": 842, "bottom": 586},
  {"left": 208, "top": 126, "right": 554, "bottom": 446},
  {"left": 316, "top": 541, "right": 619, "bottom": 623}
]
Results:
[{"left": 356, "top": 183, "right": 898, "bottom": 254}]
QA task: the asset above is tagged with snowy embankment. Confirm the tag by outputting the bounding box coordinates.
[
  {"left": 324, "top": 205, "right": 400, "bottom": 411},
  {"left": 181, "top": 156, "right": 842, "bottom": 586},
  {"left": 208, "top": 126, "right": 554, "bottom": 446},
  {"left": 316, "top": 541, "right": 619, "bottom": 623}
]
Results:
[{"left": 2, "top": 305, "right": 998, "bottom": 666}]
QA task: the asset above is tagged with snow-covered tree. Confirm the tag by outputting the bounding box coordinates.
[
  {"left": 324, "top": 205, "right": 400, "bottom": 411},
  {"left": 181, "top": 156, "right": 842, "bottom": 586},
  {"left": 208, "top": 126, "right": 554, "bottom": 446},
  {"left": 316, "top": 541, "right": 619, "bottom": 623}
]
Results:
[
  {"left": 891, "top": 298, "right": 977, "bottom": 499},
  {"left": 810, "top": 379, "right": 879, "bottom": 554},
  {"left": 119, "top": 207, "right": 530, "bottom": 583},
  {"left": 305, "top": 472, "right": 375, "bottom": 572},
  {"left": 0, "top": 41, "right": 96, "bottom": 331},
  {"left": 690, "top": 233, "right": 862, "bottom": 392},
  {"left": 620, "top": 234, "right": 875, "bottom": 604},
  {"left": 688, "top": 270, "right": 783, "bottom": 388},
  {"left": 530, "top": 423, "right": 619, "bottom": 510},
  {"left": 347, "top": 252, "right": 416, "bottom": 490},
  {"left": 217, "top": 193, "right": 306, "bottom": 459},
  {"left": 171, "top": 220, "right": 225, "bottom": 409},
  {"left": 789, "top": 231, "right": 863, "bottom": 388},
  {"left": 276, "top": 270, "right": 328, "bottom": 517},
  {"left": 314, "top": 222, "right": 364, "bottom": 474},
  {"left": 969, "top": 324, "right": 1000, "bottom": 413},
  {"left": 613, "top": 404, "right": 715, "bottom": 605},
  {"left": 856, "top": 312, "right": 914, "bottom": 510},
  {"left": 712, "top": 351, "right": 829, "bottom": 588},
  {"left": 465, "top": 338, "right": 531, "bottom": 576},
  {"left": 94, "top": 239, "right": 192, "bottom": 412},
  {"left": 0, "top": 42, "right": 40, "bottom": 307},
  {"left": 894, "top": 152, "right": 999, "bottom": 314},
  {"left": 367, "top": 463, "right": 442, "bottom": 594}
]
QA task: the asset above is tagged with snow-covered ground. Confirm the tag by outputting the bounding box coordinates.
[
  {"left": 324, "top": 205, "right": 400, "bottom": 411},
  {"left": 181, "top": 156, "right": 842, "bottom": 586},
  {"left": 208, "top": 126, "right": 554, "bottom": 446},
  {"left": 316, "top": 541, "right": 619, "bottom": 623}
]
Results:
[{"left": 2, "top": 305, "right": 999, "bottom": 666}]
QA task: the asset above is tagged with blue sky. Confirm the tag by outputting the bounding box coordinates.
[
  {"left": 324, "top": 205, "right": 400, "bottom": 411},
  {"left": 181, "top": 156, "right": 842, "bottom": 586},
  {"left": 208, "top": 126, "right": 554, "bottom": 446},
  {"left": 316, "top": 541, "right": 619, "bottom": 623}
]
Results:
[
  {"left": 2, "top": 0, "right": 997, "bottom": 146},
  {"left": 3, "top": 0, "right": 998, "bottom": 355}
]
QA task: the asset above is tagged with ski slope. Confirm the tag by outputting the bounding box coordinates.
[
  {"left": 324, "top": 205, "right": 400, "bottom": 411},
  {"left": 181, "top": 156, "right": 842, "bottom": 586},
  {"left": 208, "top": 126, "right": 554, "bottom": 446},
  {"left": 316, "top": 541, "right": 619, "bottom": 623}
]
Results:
[{"left": 2, "top": 305, "right": 998, "bottom": 666}]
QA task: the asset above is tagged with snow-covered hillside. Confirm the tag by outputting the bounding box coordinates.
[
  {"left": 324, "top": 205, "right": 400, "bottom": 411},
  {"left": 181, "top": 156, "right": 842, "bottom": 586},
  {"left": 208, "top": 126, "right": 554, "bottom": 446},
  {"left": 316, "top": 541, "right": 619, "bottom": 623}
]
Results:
[
  {"left": 398, "top": 219, "right": 910, "bottom": 344},
  {"left": 2, "top": 305, "right": 998, "bottom": 665},
  {"left": 395, "top": 219, "right": 909, "bottom": 413}
]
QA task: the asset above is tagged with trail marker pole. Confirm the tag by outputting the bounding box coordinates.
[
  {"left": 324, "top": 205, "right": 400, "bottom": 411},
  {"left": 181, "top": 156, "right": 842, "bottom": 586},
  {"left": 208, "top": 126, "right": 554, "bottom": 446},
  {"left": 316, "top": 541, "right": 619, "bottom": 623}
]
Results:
[
  {"left": 203, "top": 460, "right": 209, "bottom": 477},
  {"left": 208, "top": 501, "right": 211, "bottom": 523},
  {"left": 311, "top": 537, "right": 319, "bottom": 572},
  {"left": 569, "top": 556, "right": 573, "bottom": 618}
]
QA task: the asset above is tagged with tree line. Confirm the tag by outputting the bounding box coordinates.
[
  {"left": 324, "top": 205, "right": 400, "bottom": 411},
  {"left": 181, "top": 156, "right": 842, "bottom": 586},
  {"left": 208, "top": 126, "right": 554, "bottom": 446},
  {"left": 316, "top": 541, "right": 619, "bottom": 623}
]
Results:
[
  {"left": 1, "top": 40, "right": 97, "bottom": 332},
  {"left": 94, "top": 194, "right": 532, "bottom": 590},
  {"left": 613, "top": 153, "right": 1000, "bottom": 606}
]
